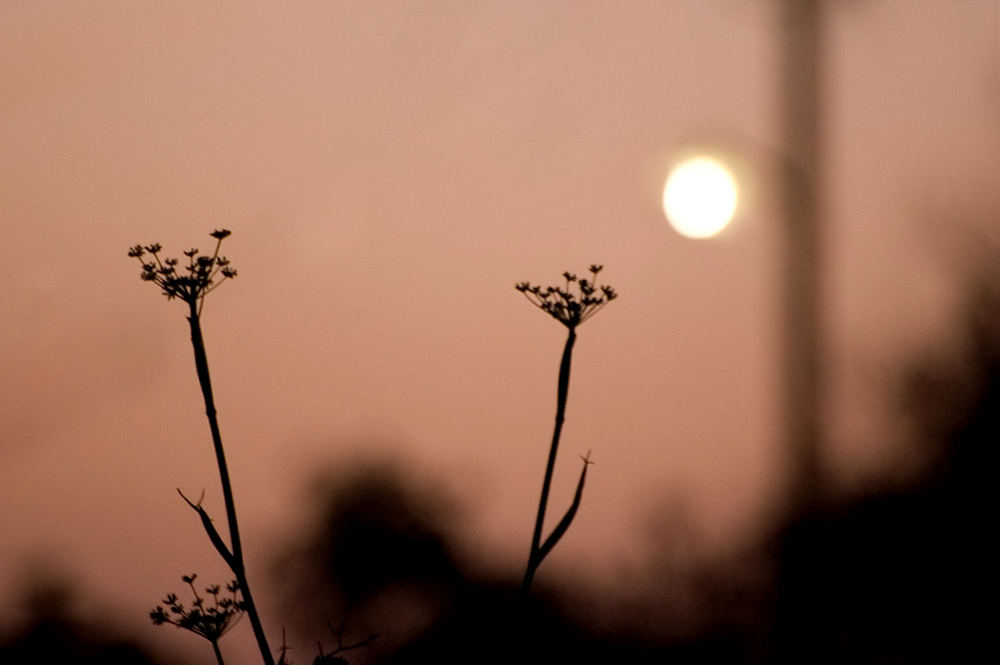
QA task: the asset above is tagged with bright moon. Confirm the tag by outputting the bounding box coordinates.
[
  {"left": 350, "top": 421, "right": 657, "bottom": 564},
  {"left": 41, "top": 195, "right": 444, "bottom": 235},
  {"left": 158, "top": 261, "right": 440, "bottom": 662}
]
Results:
[{"left": 662, "top": 156, "right": 738, "bottom": 238}]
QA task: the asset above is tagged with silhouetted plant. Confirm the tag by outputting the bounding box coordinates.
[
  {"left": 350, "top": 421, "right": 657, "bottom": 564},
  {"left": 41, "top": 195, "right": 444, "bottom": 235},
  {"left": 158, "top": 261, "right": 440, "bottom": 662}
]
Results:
[
  {"left": 270, "top": 620, "right": 376, "bottom": 665},
  {"left": 516, "top": 265, "right": 617, "bottom": 594},
  {"left": 150, "top": 574, "right": 245, "bottom": 665},
  {"left": 129, "top": 230, "right": 276, "bottom": 665},
  {"left": 311, "top": 620, "right": 379, "bottom": 665}
]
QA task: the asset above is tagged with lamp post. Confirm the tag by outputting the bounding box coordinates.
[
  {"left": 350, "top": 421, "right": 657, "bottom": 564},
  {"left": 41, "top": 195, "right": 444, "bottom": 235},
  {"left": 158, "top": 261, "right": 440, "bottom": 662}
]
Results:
[
  {"left": 662, "top": 0, "right": 827, "bottom": 518},
  {"left": 776, "top": 0, "right": 824, "bottom": 516}
]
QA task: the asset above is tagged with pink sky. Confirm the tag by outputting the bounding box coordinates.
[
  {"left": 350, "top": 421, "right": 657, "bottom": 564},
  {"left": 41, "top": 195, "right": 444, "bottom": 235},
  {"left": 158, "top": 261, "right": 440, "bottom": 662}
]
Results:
[{"left": 2, "top": 1, "right": 997, "bottom": 660}]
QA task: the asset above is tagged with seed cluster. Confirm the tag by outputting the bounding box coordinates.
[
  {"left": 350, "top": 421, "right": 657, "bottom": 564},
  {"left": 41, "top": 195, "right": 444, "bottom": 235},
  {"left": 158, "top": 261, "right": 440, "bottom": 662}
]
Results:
[
  {"left": 128, "top": 229, "right": 237, "bottom": 311},
  {"left": 516, "top": 264, "right": 617, "bottom": 328},
  {"left": 149, "top": 574, "right": 245, "bottom": 643}
]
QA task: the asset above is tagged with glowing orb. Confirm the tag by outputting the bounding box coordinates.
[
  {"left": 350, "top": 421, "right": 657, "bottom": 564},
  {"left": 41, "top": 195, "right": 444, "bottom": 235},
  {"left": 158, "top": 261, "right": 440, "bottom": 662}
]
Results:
[{"left": 662, "top": 156, "right": 738, "bottom": 239}]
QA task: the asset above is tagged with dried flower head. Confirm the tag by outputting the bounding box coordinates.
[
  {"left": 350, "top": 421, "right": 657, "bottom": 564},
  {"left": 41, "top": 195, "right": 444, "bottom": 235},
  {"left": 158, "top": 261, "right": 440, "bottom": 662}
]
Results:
[
  {"left": 128, "top": 229, "right": 237, "bottom": 314},
  {"left": 150, "top": 575, "right": 245, "bottom": 644},
  {"left": 516, "top": 264, "right": 617, "bottom": 328}
]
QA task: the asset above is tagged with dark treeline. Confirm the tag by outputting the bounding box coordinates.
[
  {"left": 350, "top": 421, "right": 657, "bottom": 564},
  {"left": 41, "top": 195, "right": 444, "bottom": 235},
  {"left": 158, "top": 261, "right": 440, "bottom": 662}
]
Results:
[
  {"left": 765, "top": 281, "right": 999, "bottom": 663},
  {"left": 3, "top": 277, "right": 996, "bottom": 663},
  {"left": 0, "top": 576, "right": 163, "bottom": 665}
]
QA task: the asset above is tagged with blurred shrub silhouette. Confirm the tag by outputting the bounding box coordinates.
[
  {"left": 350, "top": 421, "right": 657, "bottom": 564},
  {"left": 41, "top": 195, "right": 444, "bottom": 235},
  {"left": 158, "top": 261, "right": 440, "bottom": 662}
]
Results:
[
  {"left": 273, "top": 459, "right": 462, "bottom": 659},
  {"left": 0, "top": 572, "right": 164, "bottom": 665},
  {"left": 765, "top": 275, "right": 999, "bottom": 663},
  {"left": 273, "top": 457, "right": 751, "bottom": 664}
]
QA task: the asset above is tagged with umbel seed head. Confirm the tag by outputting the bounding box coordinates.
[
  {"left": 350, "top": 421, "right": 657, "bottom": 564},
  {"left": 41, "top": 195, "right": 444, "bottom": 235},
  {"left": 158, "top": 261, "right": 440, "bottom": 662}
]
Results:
[
  {"left": 516, "top": 264, "right": 617, "bottom": 328},
  {"left": 149, "top": 575, "right": 245, "bottom": 643},
  {"left": 129, "top": 229, "right": 237, "bottom": 312}
]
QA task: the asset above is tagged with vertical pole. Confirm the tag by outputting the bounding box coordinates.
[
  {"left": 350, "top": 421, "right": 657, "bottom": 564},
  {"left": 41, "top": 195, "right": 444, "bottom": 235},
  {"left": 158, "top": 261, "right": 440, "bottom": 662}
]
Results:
[{"left": 777, "top": 0, "right": 824, "bottom": 514}]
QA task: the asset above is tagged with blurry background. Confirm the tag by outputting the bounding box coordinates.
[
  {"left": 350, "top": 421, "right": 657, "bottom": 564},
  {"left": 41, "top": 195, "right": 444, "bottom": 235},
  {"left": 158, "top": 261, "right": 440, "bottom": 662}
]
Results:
[{"left": 1, "top": 1, "right": 997, "bottom": 662}]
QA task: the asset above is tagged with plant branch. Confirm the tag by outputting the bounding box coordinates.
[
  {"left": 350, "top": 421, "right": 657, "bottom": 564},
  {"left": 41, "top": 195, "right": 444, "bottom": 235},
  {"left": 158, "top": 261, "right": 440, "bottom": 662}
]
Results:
[
  {"left": 211, "top": 639, "right": 226, "bottom": 665},
  {"left": 537, "top": 451, "right": 592, "bottom": 563},
  {"left": 177, "top": 489, "right": 237, "bottom": 570},
  {"left": 187, "top": 305, "right": 275, "bottom": 665},
  {"left": 521, "top": 326, "right": 577, "bottom": 594}
]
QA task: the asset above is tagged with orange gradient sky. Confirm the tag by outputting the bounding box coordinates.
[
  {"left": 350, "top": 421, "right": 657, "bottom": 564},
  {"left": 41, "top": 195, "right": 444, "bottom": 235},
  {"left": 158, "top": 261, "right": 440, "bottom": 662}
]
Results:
[{"left": 2, "top": 1, "right": 998, "bottom": 660}]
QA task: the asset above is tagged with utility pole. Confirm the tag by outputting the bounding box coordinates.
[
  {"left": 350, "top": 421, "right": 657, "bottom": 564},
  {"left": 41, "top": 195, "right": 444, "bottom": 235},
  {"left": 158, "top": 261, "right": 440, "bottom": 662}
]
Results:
[{"left": 777, "top": 0, "right": 825, "bottom": 515}]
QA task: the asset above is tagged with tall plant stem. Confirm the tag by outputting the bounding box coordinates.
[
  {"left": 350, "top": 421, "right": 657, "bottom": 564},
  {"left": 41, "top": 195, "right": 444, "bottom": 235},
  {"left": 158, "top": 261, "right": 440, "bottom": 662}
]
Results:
[
  {"left": 521, "top": 326, "right": 577, "bottom": 594},
  {"left": 210, "top": 639, "right": 226, "bottom": 665},
  {"left": 187, "top": 305, "right": 275, "bottom": 665}
]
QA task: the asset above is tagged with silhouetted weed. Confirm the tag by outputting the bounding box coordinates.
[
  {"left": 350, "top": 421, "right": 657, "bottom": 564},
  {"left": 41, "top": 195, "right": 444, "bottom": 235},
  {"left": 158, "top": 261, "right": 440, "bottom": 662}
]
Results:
[
  {"left": 516, "top": 264, "right": 617, "bottom": 328},
  {"left": 516, "top": 265, "right": 617, "bottom": 594},
  {"left": 150, "top": 574, "right": 244, "bottom": 665},
  {"left": 130, "top": 230, "right": 378, "bottom": 665},
  {"left": 130, "top": 230, "right": 276, "bottom": 665}
]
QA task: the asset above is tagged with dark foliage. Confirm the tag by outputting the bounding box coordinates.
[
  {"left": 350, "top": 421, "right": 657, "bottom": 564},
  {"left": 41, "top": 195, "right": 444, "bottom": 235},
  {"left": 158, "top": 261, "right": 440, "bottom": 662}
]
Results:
[
  {"left": 765, "top": 279, "right": 1000, "bottom": 663},
  {"left": 0, "top": 618, "right": 157, "bottom": 665},
  {"left": 275, "top": 462, "right": 463, "bottom": 651},
  {"left": 0, "top": 579, "right": 164, "bottom": 665},
  {"left": 275, "top": 459, "right": 756, "bottom": 664}
]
